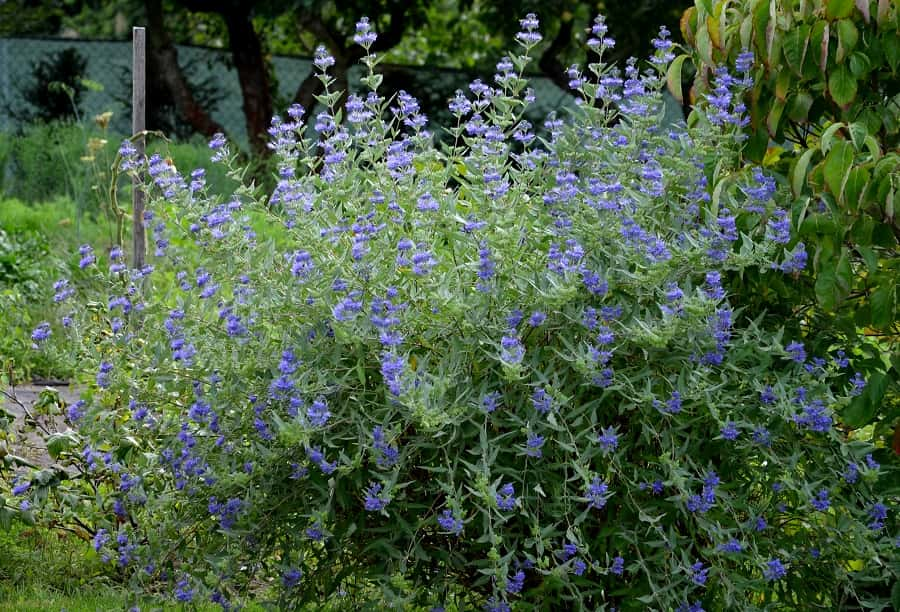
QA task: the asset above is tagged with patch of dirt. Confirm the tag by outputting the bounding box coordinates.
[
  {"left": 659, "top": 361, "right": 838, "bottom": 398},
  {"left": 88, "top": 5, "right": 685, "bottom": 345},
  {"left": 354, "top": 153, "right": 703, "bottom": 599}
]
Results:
[{"left": 1, "top": 384, "right": 82, "bottom": 470}]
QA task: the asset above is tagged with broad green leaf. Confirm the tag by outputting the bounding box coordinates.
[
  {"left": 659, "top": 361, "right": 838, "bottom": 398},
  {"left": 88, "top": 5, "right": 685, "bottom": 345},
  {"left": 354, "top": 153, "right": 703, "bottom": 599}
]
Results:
[
  {"left": 856, "top": 245, "right": 878, "bottom": 272},
  {"left": 884, "top": 32, "right": 900, "bottom": 73},
  {"left": 775, "top": 70, "right": 791, "bottom": 101},
  {"left": 847, "top": 122, "right": 868, "bottom": 151},
  {"left": 823, "top": 140, "right": 853, "bottom": 198},
  {"left": 825, "top": 0, "right": 854, "bottom": 19},
  {"left": 842, "top": 372, "right": 888, "bottom": 427},
  {"left": 828, "top": 65, "right": 858, "bottom": 108},
  {"left": 696, "top": 25, "right": 714, "bottom": 65},
  {"left": 782, "top": 24, "right": 810, "bottom": 75},
  {"left": 815, "top": 261, "right": 839, "bottom": 310},
  {"left": 787, "top": 91, "right": 814, "bottom": 122},
  {"left": 843, "top": 166, "right": 870, "bottom": 211},
  {"left": 792, "top": 148, "right": 818, "bottom": 196},
  {"left": 821, "top": 122, "right": 846, "bottom": 152},
  {"left": 835, "top": 19, "right": 859, "bottom": 62},
  {"left": 666, "top": 55, "right": 689, "bottom": 104},
  {"left": 805, "top": 20, "right": 830, "bottom": 78},
  {"left": 767, "top": 99, "right": 785, "bottom": 136},
  {"left": 850, "top": 216, "right": 875, "bottom": 246},
  {"left": 870, "top": 281, "right": 896, "bottom": 329},
  {"left": 835, "top": 249, "right": 852, "bottom": 294},
  {"left": 849, "top": 50, "right": 872, "bottom": 78}
]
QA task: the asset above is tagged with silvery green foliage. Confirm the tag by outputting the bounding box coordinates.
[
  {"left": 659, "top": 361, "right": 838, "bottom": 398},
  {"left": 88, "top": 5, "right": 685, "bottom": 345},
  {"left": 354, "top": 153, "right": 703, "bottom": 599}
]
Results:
[{"left": 15, "top": 14, "right": 897, "bottom": 611}]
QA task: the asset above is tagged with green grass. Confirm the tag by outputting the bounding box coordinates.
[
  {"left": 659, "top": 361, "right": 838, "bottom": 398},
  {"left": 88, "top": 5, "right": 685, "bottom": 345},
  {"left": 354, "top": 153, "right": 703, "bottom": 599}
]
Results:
[
  {"left": 0, "top": 197, "right": 118, "bottom": 255},
  {"left": 0, "top": 524, "right": 265, "bottom": 611},
  {"left": 0, "top": 584, "right": 132, "bottom": 612}
]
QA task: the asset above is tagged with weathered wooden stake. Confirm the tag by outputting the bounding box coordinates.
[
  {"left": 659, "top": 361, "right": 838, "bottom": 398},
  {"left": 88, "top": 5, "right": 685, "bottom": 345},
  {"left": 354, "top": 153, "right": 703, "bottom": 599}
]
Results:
[{"left": 132, "top": 27, "right": 146, "bottom": 269}]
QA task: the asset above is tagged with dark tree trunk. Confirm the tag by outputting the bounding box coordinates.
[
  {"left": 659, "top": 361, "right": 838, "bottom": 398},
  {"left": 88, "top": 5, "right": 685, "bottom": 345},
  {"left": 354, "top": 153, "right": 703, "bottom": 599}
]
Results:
[
  {"left": 221, "top": 7, "right": 272, "bottom": 156},
  {"left": 145, "top": 0, "right": 224, "bottom": 137}
]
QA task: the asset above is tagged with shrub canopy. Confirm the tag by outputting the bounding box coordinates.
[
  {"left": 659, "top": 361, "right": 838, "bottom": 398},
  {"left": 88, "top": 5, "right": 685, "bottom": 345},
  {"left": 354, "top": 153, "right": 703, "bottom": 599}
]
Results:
[{"left": 7, "top": 12, "right": 898, "bottom": 612}]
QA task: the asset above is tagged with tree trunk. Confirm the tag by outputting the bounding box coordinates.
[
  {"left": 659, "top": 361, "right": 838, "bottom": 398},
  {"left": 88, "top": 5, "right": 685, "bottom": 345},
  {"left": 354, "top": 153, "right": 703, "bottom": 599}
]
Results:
[
  {"left": 221, "top": 7, "right": 272, "bottom": 156},
  {"left": 145, "top": 0, "right": 224, "bottom": 138}
]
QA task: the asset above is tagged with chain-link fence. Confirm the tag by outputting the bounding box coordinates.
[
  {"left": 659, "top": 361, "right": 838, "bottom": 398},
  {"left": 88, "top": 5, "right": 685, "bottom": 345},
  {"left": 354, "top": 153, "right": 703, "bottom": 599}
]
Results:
[{"left": 0, "top": 37, "right": 595, "bottom": 149}]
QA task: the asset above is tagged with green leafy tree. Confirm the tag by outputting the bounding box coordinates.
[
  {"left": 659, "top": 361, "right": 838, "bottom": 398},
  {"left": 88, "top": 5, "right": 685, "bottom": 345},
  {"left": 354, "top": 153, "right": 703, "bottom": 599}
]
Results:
[{"left": 670, "top": 0, "right": 900, "bottom": 446}]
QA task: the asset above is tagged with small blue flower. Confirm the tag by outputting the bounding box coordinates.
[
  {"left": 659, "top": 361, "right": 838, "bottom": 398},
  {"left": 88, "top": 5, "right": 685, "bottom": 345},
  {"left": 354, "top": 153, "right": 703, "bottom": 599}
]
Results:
[
  {"left": 282, "top": 567, "right": 302, "bottom": 588},
  {"left": 720, "top": 421, "right": 739, "bottom": 440},
  {"left": 810, "top": 489, "right": 830, "bottom": 512},
  {"left": 597, "top": 426, "right": 619, "bottom": 454},
  {"left": 691, "top": 561, "right": 709, "bottom": 586},
  {"left": 506, "top": 569, "right": 525, "bottom": 594},
  {"left": 531, "top": 388, "right": 552, "bottom": 414},
  {"left": 610, "top": 555, "right": 624, "bottom": 576},
  {"left": 586, "top": 477, "right": 610, "bottom": 510},
  {"left": 496, "top": 482, "right": 517, "bottom": 511},
  {"left": 763, "top": 558, "right": 787, "bottom": 581},
  {"left": 30, "top": 322, "right": 51, "bottom": 345},
  {"left": 718, "top": 539, "right": 743, "bottom": 553},
  {"left": 364, "top": 482, "right": 390, "bottom": 512},
  {"left": 437, "top": 509, "right": 464, "bottom": 535},
  {"left": 785, "top": 341, "right": 806, "bottom": 363},
  {"left": 868, "top": 502, "right": 887, "bottom": 531},
  {"left": 525, "top": 432, "right": 545, "bottom": 458}
]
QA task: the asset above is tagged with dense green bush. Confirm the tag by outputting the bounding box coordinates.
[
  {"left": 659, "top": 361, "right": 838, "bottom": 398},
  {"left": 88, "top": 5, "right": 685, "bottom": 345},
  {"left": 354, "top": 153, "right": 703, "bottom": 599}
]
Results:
[
  {"left": 671, "top": 0, "right": 900, "bottom": 442},
  {"left": 7, "top": 13, "right": 898, "bottom": 611}
]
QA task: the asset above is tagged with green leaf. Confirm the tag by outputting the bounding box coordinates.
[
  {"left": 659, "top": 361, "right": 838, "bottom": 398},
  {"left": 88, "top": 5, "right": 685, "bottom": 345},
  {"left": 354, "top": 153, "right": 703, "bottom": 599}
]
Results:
[
  {"left": 821, "top": 122, "right": 846, "bottom": 152},
  {"left": 792, "top": 148, "right": 817, "bottom": 196},
  {"left": 814, "top": 251, "right": 851, "bottom": 309},
  {"left": 767, "top": 99, "right": 785, "bottom": 137},
  {"left": 823, "top": 140, "right": 854, "bottom": 198},
  {"left": 843, "top": 166, "right": 870, "bottom": 211},
  {"left": 666, "top": 55, "right": 689, "bottom": 104},
  {"left": 825, "top": 0, "right": 855, "bottom": 19},
  {"left": 884, "top": 31, "right": 900, "bottom": 73},
  {"left": 835, "top": 19, "right": 859, "bottom": 62},
  {"left": 848, "top": 122, "right": 868, "bottom": 151},
  {"left": 849, "top": 50, "right": 873, "bottom": 78},
  {"left": 843, "top": 372, "right": 888, "bottom": 427},
  {"left": 856, "top": 245, "right": 878, "bottom": 272},
  {"left": 46, "top": 432, "right": 78, "bottom": 459},
  {"left": 870, "top": 282, "right": 896, "bottom": 329},
  {"left": 828, "top": 65, "right": 858, "bottom": 108},
  {"left": 850, "top": 216, "right": 875, "bottom": 246},
  {"left": 800, "top": 213, "right": 839, "bottom": 237},
  {"left": 815, "top": 264, "right": 838, "bottom": 310},
  {"left": 787, "top": 91, "right": 814, "bottom": 122},
  {"left": 696, "top": 25, "right": 714, "bottom": 66},
  {"left": 782, "top": 24, "right": 811, "bottom": 75}
]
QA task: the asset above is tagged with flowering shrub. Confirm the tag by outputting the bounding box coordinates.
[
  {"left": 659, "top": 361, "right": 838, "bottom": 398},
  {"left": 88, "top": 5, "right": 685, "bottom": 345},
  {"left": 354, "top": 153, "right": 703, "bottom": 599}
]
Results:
[{"left": 10, "top": 13, "right": 898, "bottom": 611}]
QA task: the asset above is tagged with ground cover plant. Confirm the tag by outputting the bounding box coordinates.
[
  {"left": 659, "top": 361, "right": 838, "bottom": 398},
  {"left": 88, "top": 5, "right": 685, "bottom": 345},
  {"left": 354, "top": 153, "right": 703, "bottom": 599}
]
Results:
[{"left": 5, "top": 12, "right": 898, "bottom": 611}]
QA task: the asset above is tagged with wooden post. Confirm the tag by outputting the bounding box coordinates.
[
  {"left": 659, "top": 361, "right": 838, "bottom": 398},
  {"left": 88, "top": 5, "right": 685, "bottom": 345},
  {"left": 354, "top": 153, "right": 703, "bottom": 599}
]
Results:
[{"left": 132, "top": 27, "right": 146, "bottom": 269}]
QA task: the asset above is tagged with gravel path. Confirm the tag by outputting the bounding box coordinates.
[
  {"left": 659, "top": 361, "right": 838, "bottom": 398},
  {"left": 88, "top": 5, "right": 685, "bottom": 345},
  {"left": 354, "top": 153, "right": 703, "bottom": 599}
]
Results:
[{"left": 1, "top": 384, "right": 82, "bottom": 469}]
